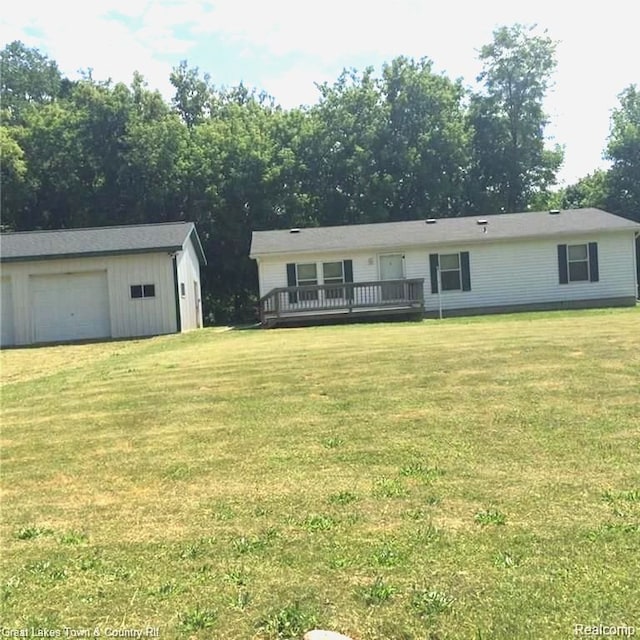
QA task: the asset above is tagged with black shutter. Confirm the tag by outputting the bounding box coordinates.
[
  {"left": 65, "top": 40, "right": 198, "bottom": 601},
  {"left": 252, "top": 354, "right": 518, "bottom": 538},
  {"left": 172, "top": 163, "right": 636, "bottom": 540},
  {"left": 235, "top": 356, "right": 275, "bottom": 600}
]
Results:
[
  {"left": 286, "top": 263, "right": 298, "bottom": 303},
  {"left": 588, "top": 242, "right": 599, "bottom": 282},
  {"left": 343, "top": 259, "right": 353, "bottom": 282},
  {"left": 460, "top": 251, "right": 471, "bottom": 291},
  {"left": 429, "top": 254, "right": 439, "bottom": 294},
  {"left": 343, "top": 259, "right": 354, "bottom": 302},
  {"left": 558, "top": 245, "right": 568, "bottom": 284}
]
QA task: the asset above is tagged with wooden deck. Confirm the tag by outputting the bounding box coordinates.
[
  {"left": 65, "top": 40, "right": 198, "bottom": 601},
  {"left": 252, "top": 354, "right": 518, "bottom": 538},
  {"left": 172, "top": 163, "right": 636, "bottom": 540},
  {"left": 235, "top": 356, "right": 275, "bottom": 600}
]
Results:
[{"left": 258, "top": 279, "right": 425, "bottom": 328}]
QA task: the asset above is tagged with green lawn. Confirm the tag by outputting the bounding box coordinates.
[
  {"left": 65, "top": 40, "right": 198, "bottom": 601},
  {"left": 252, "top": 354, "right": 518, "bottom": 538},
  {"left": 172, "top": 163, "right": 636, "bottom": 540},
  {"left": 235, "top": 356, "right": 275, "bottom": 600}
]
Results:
[{"left": 1, "top": 309, "right": 639, "bottom": 639}]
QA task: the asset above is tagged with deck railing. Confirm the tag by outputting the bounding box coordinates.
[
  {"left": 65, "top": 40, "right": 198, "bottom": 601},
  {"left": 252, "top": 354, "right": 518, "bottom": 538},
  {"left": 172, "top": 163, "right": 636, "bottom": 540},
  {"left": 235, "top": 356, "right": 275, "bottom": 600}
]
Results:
[{"left": 258, "top": 278, "right": 425, "bottom": 326}]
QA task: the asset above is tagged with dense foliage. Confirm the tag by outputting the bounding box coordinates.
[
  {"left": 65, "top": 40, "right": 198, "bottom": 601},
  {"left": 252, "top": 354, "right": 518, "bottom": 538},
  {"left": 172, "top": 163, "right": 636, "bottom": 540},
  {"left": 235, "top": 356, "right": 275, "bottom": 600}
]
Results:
[{"left": 1, "top": 27, "right": 637, "bottom": 323}]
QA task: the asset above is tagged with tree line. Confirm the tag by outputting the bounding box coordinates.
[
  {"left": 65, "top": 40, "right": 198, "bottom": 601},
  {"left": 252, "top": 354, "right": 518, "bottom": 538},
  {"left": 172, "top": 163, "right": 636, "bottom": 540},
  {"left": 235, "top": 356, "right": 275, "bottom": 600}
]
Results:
[{"left": 1, "top": 25, "right": 638, "bottom": 322}]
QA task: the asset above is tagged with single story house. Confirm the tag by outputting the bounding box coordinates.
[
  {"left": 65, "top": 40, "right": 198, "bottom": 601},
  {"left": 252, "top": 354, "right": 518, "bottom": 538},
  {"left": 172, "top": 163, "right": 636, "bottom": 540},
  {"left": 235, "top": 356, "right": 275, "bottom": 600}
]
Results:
[
  {"left": 249, "top": 208, "right": 640, "bottom": 327},
  {"left": 0, "top": 221, "right": 206, "bottom": 347}
]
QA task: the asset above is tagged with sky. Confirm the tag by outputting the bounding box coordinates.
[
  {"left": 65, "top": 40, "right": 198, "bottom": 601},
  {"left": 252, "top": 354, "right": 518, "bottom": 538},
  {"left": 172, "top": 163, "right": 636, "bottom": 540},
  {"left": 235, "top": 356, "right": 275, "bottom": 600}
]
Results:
[{"left": 1, "top": 0, "right": 638, "bottom": 186}]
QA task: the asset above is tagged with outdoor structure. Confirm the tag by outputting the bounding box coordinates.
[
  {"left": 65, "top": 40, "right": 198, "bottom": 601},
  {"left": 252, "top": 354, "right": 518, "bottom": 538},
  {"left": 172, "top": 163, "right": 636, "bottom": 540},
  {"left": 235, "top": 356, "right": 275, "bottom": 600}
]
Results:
[
  {"left": 0, "top": 222, "right": 206, "bottom": 347},
  {"left": 250, "top": 208, "right": 640, "bottom": 327}
]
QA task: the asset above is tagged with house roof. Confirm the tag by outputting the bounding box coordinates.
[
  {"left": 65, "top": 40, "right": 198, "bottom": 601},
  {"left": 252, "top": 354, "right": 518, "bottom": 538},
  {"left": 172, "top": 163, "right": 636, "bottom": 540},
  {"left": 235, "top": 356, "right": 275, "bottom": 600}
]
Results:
[
  {"left": 250, "top": 208, "right": 640, "bottom": 258},
  {"left": 0, "top": 221, "right": 207, "bottom": 265}
]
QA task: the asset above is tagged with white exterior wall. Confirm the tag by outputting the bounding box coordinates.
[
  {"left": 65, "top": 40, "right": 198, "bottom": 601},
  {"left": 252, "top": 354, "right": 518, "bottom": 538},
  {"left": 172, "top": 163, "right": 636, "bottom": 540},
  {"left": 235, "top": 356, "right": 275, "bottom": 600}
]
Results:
[
  {"left": 1, "top": 252, "right": 178, "bottom": 346},
  {"left": 257, "top": 249, "right": 377, "bottom": 298},
  {"left": 176, "top": 239, "right": 204, "bottom": 330},
  {"left": 255, "top": 231, "right": 638, "bottom": 313},
  {"left": 421, "top": 232, "right": 636, "bottom": 312}
]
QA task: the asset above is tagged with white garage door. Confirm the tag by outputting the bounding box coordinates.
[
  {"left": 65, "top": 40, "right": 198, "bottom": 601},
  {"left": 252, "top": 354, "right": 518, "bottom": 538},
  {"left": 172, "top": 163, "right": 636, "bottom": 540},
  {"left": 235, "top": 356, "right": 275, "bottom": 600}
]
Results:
[
  {"left": 31, "top": 271, "right": 111, "bottom": 343},
  {"left": 1, "top": 277, "right": 15, "bottom": 347}
]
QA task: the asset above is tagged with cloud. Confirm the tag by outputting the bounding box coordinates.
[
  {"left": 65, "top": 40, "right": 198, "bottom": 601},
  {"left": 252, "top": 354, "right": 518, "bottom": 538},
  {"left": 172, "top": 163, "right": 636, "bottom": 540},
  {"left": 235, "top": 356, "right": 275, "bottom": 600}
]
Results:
[
  {"left": 260, "top": 64, "right": 327, "bottom": 108},
  {"left": 0, "top": 1, "right": 183, "bottom": 95},
  {"left": 193, "top": 0, "right": 485, "bottom": 69}
]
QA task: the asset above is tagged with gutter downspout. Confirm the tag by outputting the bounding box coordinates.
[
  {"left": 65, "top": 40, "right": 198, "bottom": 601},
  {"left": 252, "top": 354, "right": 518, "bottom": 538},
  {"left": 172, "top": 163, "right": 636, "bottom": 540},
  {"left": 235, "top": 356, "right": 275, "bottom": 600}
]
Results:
[
  {"left": 172, "top": 254, "right": 182, "bottom": 333},
  {"left": 437, "top": 265, "right": 443, "bottom": 320},
  {"left": 634, "top": 232, "right": 640, "bottom": 300}
]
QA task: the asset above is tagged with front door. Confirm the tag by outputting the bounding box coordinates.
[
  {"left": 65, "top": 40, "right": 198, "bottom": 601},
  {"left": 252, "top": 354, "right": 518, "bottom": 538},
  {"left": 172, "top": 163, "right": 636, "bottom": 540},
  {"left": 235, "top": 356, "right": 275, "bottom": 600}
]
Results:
[{"left": 379, "top": 254, "right": 404, "bottom": 301}]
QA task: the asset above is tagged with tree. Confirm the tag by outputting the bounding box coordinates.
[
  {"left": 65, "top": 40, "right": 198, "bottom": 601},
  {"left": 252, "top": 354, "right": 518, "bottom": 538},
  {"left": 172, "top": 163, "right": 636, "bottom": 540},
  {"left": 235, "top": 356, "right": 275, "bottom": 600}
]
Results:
[
  {"left": 179, "top": 87, "right": 292, "bottom": 322},
  {"left": 118, "top": 73, "right": 191, "bottom": 223},
  {"left": 605, "top": 85, "right": 640, "bottom": 221},
  {"left": 302, "top": 58, "right": 470, "bottom": 225},
  {"left": 0, "top": 41, "right": 64, "bottom": 125},
  {"left": 562, "top": 170, "right": 609, "bottom": 210},
  {"left": 380, "top": 57, "right": 469, "bottom": 219},
  {"left": 305, "top": 66, "right": 389, "bottom": 226},
  {"left": 527, "top": 169, "right": 610, "bottom": 214},
  {"left": 170, "top": 61, "right": 213, "bottom": 127},
  {"left": 13, "top": 79, "right": 139, "bottom": 229},
  {"left": 0, "top": 126, "right": 30, "bottom": 229},
  {"left": 6, "top": 72, "right": 191, "bottom": 231},
  {"left": 467, "top": 24, "right": 563, "bottom": 213}
]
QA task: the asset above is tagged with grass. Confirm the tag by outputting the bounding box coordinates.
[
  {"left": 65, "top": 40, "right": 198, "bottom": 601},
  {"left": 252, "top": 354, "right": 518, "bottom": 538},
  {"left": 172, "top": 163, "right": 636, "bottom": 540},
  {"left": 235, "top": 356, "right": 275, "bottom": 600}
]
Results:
[{"left": 1, "top": 307, "right": 639, "bottom": 639}]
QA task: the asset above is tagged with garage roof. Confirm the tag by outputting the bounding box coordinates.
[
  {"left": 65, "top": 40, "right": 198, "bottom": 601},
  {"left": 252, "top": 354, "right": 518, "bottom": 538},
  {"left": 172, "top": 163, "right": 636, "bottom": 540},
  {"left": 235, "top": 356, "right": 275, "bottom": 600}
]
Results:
[
  {"left": 250, "top": 208, "right": 640, "bottom": 257},
  {"left": 0, "top": 222, "right": 207, "bottom": 264}
]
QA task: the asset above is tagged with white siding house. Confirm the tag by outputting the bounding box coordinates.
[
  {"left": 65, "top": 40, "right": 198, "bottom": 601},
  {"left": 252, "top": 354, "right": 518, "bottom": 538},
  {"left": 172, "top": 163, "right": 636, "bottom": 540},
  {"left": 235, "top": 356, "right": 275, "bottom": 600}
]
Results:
[
  {"left": 0, "top": 222, "right": 206, "bottom": 347},
  {"left": 250, "top": 208, "right": 640, "bottom": 326}
]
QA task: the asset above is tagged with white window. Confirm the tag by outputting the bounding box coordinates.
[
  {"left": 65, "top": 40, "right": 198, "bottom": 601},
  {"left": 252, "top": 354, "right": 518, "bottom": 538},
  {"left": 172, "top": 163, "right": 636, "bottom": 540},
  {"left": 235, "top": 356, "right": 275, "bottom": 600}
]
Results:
[
  {"left": 296, "top": 263, "right": 318, "bottom": 301},
  {"left": 323, "top": 261, "right": 344, "bottom": 299},
  {"left": 439, "top": 253, "right": 461, "bottom": 291},
  {"left": 568, "top": 244, "right": 589, "bottom": 282}
]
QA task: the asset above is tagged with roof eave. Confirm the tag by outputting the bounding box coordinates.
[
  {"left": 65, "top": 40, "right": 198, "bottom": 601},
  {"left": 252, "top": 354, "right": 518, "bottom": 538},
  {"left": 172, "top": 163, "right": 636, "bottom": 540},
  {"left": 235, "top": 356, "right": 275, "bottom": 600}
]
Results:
[
  {"left": 0, "top": 246, "right": 185, "bottom": 263},
  {"left": 186, "top": 225, "right": 207, "bottom": 265}
]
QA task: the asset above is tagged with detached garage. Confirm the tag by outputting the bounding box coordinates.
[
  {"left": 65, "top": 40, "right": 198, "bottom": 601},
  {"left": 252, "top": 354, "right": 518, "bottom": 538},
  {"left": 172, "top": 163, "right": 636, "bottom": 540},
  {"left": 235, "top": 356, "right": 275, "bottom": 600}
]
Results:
[{"left": 0, "top": 222, "right": 206, "bottom": 347}]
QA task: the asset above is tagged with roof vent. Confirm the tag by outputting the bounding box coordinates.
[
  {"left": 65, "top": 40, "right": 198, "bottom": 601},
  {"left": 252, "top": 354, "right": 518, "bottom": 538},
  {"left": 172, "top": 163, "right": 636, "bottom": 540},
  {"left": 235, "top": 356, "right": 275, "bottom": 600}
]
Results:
[
  {"left": 289, "top": 228, "right": 301, "bottom": 233},
  {"left": 549, "top": 209, "right": 561, "bottom": 215},
  {"left": 476, "top": 219, "right": 488, "bottom": 225},
  {"left": 425, "top": 218, "right": 437, "bottom": 224}
]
